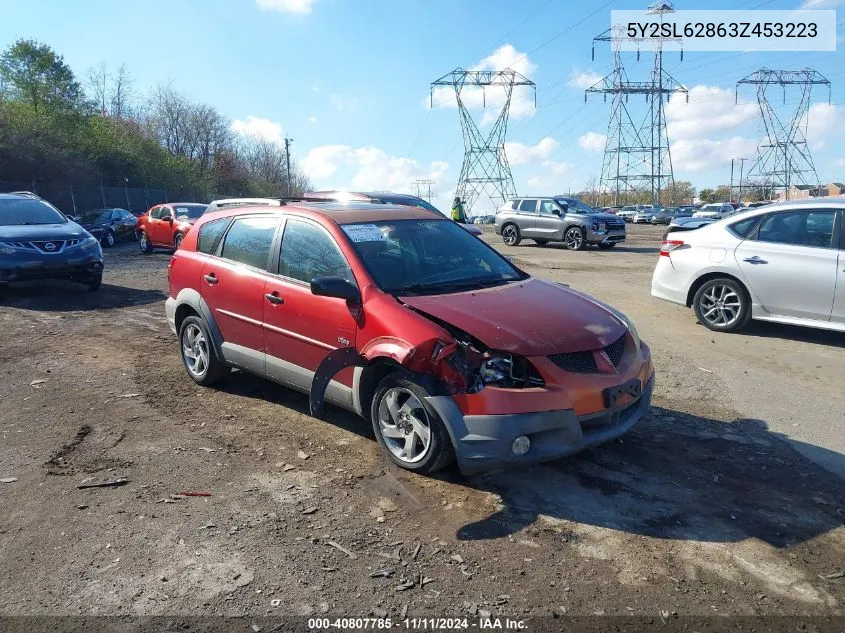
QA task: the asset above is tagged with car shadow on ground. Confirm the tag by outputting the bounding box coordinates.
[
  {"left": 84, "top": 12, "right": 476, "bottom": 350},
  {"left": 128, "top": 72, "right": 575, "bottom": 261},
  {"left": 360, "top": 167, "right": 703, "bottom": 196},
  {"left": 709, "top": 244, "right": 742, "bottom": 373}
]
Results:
[
  {"left": 1, "top": 282, "right": 165, "bottom": 311},
  {"left": 449, "top": 408, "right": 845, "bottom": 547},
  {"left": 714, "top": 320, "right": 845, "bottom": 348},
  {"left": 217, "top": 369, "right": 376, "bottom": 441},
  {"left": 527, "top": 243, "right": 661, "bottom": 255}
]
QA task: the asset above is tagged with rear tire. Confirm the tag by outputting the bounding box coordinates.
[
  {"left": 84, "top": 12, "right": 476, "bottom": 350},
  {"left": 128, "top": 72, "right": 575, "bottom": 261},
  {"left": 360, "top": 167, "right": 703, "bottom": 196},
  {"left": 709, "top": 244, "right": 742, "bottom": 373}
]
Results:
[
  {"left": 174, "top": 232, "right": 184, "bottom": 249},
  {"left": 179, "top": 315, "right": 229, "bottom": 386},
  {"left": 502, "top": 223, "right": 521, "bottom": 246},
  {"left": 370, "top": 372, "right": 454, "bottom": 474},
  {"left": 102, "top": 230, "right": 115, "bottom": 248},
  {"left": 692, "top": 278, "right": 751, "bottom": 333},
  {"left": 138, "top": 231, "right": 153, "bottom": 254}
]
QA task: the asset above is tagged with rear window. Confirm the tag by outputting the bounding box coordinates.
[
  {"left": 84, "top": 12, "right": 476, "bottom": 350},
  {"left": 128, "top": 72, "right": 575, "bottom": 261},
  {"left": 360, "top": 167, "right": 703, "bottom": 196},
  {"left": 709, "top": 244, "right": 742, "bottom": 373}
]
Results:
[
  {"left": 727, "top": 215, "right": 761, "bottom": 238},
  {"left": 197, "top": 218, "right": 230, "bottom": 254},
  {"left": 220, "top": 217, "right": 279, "bottom": 269},
  {"left": 175, "top": 204, "right": 207, "bottom": 220},
  {"left": 0, "top": 198, "right": 66, "bottom": 226}
]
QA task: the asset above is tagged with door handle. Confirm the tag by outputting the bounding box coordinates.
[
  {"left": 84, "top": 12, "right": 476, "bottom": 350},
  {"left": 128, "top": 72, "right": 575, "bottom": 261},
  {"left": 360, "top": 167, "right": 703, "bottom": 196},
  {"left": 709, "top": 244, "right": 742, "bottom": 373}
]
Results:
[
  {"left": 203, "top": 273, "right": 218, "bottom": 284},
  {"left": 264, "top": 292, "right": 284, "bottom": 305},
  {"left": 743, "top": 256, "right": 768, "bottom": 265}
]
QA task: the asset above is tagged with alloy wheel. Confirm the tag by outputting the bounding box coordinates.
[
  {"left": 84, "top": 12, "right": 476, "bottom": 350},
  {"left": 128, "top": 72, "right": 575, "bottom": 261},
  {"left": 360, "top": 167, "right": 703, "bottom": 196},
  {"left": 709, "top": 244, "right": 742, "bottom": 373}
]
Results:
[
  {"left": 503, "top": 225, "right": 518, "bottom": 246},
  {"left": 565, "top": 228, "right": 583, "bottom": 249},
  {"left": 182, "top": 323, "right": 209, "bottom": 378},
  {"left": 698, "top": 284, "right": 742, "bottom": 328},
  {"left": 139, "top": 233, "right": 149, "bottom": 251},
  {"left": 377, "top": 387, "right": 432, "bottom": 464}
]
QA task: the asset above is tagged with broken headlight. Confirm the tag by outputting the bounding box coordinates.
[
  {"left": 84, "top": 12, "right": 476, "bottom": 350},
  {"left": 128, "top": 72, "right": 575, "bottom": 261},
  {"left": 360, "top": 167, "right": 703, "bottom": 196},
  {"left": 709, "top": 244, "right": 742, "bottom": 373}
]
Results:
[{"left": 468, "top": 353, "right": 544, "bottom": 393}]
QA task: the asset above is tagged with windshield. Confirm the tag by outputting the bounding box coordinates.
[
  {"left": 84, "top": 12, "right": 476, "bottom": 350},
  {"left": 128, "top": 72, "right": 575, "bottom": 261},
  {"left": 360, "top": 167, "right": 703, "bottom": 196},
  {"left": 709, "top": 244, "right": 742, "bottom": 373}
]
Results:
[
  {"left": 174, "top": 204, "right": 207, "bottom": 219},
  {"left": 376, "top": 195, "right": 443, "bottom": 215},
  {"left": 556, "top": 197, "right": 594, "bottom": 214},
  {"left": 0, "top": 198, "right": 67, "bottom": 226},
  {"left": 342, "top": 219, "right": 525, "bottom": 294},
  {"left": 77, "top": 209, "right": 111, "bottom": 223}
]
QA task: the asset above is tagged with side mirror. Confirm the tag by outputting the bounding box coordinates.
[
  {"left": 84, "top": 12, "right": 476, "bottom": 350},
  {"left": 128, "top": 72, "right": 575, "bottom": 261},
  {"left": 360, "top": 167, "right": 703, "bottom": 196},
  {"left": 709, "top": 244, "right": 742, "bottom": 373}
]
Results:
[{"left": 311, "top": 276, "right": 360, "bottom": 304}]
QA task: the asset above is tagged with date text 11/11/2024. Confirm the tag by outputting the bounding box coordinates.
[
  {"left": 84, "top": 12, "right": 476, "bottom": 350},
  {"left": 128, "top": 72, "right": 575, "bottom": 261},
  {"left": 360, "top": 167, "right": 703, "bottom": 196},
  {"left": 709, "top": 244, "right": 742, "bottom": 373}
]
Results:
[{"left": 307, "top": 617, "right": 527, "bottom": 630}]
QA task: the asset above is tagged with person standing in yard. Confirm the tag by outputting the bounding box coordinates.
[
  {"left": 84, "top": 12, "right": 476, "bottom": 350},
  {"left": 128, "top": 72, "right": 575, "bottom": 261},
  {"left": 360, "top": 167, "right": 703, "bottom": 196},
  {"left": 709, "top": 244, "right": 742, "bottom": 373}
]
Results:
[{"left": 451, "top": 196, "right": 467, "bottom": 224}]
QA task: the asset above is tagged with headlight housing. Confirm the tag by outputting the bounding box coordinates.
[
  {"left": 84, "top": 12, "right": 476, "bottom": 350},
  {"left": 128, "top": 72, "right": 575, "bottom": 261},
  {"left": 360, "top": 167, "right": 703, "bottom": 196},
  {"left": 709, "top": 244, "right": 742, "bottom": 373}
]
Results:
[
  {"left": 609, "top": 308, "right": 641, "bottom": 350},
  {"left": 467, "top": 353, "right": 544, "bottom": 393},
  {"left": 0, "top": 244, "right": 16, "bottom": 255},
  {"left": 80, "top": 236, "right": 101, "bottom": 251}
]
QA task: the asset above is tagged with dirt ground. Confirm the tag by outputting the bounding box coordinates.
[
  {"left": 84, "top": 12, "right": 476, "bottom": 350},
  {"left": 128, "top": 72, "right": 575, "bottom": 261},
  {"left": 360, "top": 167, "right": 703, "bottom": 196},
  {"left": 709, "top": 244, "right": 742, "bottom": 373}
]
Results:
[{"left": 0, "top": 224, "right": 843, "bottom": 621}]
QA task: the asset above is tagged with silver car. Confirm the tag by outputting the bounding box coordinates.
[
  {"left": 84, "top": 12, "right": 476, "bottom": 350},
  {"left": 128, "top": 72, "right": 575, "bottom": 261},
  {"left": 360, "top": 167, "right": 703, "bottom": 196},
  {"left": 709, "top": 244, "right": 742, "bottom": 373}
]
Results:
[{"left": 494, "top": 197, "right": 627, "bottom": 250}]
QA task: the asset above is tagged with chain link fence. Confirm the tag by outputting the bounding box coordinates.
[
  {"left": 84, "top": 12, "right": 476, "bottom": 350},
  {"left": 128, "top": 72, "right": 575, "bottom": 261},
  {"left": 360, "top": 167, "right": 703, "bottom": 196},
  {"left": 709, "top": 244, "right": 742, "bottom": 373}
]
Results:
[{"left": 0, "top": 180, "right": 229, "bottom": 215}]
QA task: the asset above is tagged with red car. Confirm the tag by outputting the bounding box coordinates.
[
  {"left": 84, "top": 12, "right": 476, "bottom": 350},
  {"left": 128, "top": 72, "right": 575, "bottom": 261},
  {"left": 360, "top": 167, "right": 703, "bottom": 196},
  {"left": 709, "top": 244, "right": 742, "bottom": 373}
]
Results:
[
  {"left": 136, "top": 202, "right": 208, "bottom": 254},
  {"left": 165, "top": 201, "right": 654, "bottom": 474}
]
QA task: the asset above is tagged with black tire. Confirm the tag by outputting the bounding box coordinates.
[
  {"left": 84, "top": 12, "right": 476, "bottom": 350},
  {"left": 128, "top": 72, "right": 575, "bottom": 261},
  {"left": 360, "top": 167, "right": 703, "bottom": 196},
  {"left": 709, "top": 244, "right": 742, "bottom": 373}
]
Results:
[
  {"left": 138, "top": 231, "right": 153, "bottom": 254},
  {"left": 370, "top": 372, "right": 454, "bottom": 474},
  {"left": 501, "top": 223, "right": 521, "bottom": 246},
  {"left": 86, "top": 274, "right": 102, "bottom": 292},
  {"left": 692, "top": 277, "right": 752, "bottom": 333},
  {"left": 174, "top": 232, "right": 184, "bottom": 249},
  {"left": 598, "top": 242, "right": 616, "bottom": 250},
  {"left": 102, "top": 230, "right": 115, "bottom": 248},
  {"left": 564, "top": 226, "right": 586, "bottom": 251},
  {"left": 178, "top": 315, "right": 229, "bottom": 386},
  {"left": 534, "top": 239, "right": 549, "bottom": 246}
]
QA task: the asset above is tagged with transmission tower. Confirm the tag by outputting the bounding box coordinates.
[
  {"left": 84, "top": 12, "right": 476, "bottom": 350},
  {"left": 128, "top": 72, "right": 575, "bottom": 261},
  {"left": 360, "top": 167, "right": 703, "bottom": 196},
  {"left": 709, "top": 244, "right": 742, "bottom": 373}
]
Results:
[
  {"left": 736, "top": 68, "right": 831, "bottom": 201},
  {"left": 431, "top": 69, "right": 536, "bottom": 213},
  {"left": 413, "top": 178, "right": 434, "bottom": 202},
  {"left": 586, "top": 2, "right": 687, "bottom": 206}
]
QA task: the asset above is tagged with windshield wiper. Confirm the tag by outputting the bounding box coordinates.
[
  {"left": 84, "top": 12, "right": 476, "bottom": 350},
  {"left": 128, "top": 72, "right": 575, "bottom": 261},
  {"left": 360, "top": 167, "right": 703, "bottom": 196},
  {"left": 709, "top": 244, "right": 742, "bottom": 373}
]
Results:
[{"left": 396, "top": 277, "right": 512, "bottom": 295}]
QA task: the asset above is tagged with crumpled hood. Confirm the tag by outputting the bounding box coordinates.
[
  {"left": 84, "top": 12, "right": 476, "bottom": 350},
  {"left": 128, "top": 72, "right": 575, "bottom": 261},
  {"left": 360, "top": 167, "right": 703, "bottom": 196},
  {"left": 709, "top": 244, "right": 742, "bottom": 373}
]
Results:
[
  {"left": 400, "top": 277, "right": 627, "bottom": 356},
  {"left": 0, "top": 222, "right": 89, "bottom": 242}
]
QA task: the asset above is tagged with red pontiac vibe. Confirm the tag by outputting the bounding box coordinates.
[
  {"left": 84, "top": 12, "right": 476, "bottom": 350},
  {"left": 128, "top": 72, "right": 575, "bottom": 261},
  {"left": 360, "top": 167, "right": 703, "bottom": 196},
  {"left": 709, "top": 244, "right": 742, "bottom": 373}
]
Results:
[
  {"left": 165, "top": 201, "right": 654, "bottom": 474},
  {"left": 136, "top": 202, "right": 208, "bottom": 253}
]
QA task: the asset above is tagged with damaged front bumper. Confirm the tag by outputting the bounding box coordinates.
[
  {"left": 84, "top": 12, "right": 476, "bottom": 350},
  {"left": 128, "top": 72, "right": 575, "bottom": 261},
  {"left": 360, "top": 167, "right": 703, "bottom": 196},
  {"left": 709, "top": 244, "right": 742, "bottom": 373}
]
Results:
[{"left": 425, "top": 372, "right": 654, "bottom": 474}]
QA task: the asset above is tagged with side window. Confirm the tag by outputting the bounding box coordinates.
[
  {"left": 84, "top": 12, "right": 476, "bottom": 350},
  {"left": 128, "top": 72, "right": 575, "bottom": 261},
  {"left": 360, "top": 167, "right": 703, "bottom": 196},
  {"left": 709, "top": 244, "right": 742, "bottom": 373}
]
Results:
[
  {"left": 160, "top": 206, "right": 173, "bottom": 219},
  {"left": 728, "top": 216, "right": 760, "bottom": 238},
  {"left": 220, "top": 216, "right": 279, "bottom": 269},
  {"left": 196, "top": 218, "right": 230, "bottom": 255},
  {"left": 539, "top": 200, "right": 558, "bottom": 215},
  {"left": 150, "top": 207, "right": 161, "bottom": 220},
  {"left": 518, "top": 199, "right": 537, "bottom": 213},
  {"left": 279, "top": 219, "right": 353, "bottom": 284},
  {"left": 756, "top": 211, "right": 835, "bottom": 248}
]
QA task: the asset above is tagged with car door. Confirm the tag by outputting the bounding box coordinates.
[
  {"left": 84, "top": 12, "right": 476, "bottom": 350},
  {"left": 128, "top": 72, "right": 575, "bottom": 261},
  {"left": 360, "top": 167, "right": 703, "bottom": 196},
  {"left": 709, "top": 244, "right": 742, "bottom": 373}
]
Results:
[
  {"left": 734, "top": 209, "right": 838, "bottom": 321},
  {"left": 535, "top": 199, "right": 564, "bottom": 240},
  {"left": 516, "top": 199, "right": 539, "bottom": 237},
  {"left": 113, "top": 209, "right": 135, "bottom": 241},
  {"left": 153, "top": 205, "right": 174, "bottom": 245},
  {"left": 830, "top": 213, "right": 845, "bottom": 324},
  {"left": 199, "top": 215, "right": 281, "bottom": 374},
  {"left": 262, "top": 217, "right": 358, "bottom": 401}
]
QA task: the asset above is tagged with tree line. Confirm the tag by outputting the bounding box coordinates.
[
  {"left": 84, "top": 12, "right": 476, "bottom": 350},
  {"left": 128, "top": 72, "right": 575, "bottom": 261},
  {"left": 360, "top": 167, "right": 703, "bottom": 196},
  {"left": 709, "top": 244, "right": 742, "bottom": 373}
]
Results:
[{"left": 0, "top": 39, "right": 310, "bottom": 197}]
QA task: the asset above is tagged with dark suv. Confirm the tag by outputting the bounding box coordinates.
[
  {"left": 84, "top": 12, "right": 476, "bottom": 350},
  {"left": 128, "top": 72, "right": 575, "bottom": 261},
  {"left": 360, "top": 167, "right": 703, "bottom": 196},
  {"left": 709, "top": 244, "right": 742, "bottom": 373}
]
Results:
[{"left": 0, "top": 193, "right": 104, "bottom": 292}]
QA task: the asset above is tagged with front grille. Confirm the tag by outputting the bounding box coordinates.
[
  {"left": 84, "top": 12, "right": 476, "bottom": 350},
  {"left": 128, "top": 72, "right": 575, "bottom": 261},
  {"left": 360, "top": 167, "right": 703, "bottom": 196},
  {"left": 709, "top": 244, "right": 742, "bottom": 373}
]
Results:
[
  {"left": 604, "top": 334, "right": 626, "bottom": 367},
  {"left": 549, "top": 350, "right": 598, "bottom": 373},
  {"left": 606, "top": 220, "right": 625, "bottom": 230},
  {"left": 1, "top": 241, "right": 37, "bottom": 250},
  {"left": 31, "top": 240, "right": 67, "bottom": 253}
]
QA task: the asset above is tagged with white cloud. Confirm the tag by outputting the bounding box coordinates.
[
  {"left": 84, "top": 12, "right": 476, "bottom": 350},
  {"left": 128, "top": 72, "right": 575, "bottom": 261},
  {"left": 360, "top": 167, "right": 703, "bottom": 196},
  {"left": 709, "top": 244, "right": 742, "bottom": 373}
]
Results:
[
  {"left": 799, "top": 0, "right": 843, "bottom": 7},
  {"left": 504, "top": 137, "right": 558, "bottom": 165},
  {"left": 835, "top": 158, "right": 845, "bottom": 168},
  {"left": 805, "top": 103, "right": 842, "bottom": 150},
  {"left": 311, "top": 85, "right": 320, "bottom": 92},
  {"left": 256, "top": 0, "right": 316, "bottom": 14},
  {"left": 301, "top": 145, "right": 449, "bottom": 197},
  {"left": 307, "top": 116, "right": 318, "bottom": 125},
  {"left": 578, "top": 131, "right": 606, "bottom": 152},
  {"left": 542, "top": 160, "right": 573, "bottom": 175},
  {"left": 231, "top": 116, "right": 283, "bottom": 144},
  {"left": 666, "top": 85, "right": 757, "bottom": 141},
  {"left": 568, "top": 71, "right": 604, "bottom": 90},
  {"left": 429, "top": 45, "right": 537, "bottom": 125},
  {"left": 670, "top": 136, "right": 758, "bottom": 173}
]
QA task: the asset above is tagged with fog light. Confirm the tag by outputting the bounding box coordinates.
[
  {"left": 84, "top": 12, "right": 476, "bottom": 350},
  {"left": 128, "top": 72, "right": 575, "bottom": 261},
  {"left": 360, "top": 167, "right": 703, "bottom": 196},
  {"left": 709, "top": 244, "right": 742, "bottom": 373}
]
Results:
[{"left": 512, "top": 436, "right": 531, "bottom": 456}]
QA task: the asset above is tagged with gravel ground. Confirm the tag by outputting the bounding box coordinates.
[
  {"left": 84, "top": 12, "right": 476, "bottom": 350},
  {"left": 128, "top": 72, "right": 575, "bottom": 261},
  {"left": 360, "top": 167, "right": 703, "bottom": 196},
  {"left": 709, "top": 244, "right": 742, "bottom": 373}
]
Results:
[{"left": 0, "top": 224, "right": 843, "bottom": 620}]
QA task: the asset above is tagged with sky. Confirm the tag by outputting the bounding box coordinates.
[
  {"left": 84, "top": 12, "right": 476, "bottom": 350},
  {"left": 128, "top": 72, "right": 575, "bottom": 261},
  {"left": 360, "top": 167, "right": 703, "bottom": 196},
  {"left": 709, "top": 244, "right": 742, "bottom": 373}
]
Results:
[{"left": 0, "top": 0, "right": 844, "bottom": 212}]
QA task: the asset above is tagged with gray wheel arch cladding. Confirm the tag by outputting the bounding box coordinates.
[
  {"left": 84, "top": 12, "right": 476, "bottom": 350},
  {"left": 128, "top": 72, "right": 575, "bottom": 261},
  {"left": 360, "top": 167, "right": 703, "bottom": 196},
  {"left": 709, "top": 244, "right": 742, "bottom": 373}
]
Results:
[{"left": 173, "top": 288, "right": 225, "bottom": 359}]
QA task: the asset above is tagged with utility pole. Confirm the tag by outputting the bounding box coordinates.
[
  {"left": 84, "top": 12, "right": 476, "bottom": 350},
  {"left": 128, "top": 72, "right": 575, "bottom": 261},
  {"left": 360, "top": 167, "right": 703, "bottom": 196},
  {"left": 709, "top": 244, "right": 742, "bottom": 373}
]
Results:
[
  {"left": 413, "top": 178, "right": 434, "bottom": 202},
  {"left": 735, "top": 157, "right": 747, "bottom": 203},
  {"left": 284, "top": 137, "right": 294, "bottom": 196},
  {"left": 730, "top": 159, "right": 735, "bottom": 203}
]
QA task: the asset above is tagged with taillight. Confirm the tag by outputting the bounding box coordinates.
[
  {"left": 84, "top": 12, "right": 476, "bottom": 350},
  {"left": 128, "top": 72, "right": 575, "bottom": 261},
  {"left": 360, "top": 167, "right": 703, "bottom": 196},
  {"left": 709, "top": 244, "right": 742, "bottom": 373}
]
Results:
[{"left": 660, "top": 240, "right": 685, "bottom": 257}]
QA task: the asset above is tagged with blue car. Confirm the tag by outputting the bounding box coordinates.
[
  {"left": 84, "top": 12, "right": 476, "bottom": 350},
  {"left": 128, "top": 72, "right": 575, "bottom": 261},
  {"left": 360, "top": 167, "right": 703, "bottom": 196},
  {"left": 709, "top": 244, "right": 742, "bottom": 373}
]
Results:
[{"left": 0, "top": 192, "right": 104, "bottom": 293}]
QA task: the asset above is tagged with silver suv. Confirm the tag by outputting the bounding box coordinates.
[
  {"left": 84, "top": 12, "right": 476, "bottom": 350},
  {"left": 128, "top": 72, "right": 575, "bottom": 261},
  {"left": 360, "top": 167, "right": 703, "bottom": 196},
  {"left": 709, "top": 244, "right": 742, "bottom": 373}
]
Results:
[{"left": 494, "top": 196, "right": 627, "bottom": 250}]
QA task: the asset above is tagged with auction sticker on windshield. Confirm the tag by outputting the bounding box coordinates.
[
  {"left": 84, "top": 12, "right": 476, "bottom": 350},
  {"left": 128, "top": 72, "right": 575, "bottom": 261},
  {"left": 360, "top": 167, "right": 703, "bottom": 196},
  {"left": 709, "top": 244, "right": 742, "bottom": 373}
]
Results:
[{"left": 342, "top": 224, "right": 386, "bottom": 242}]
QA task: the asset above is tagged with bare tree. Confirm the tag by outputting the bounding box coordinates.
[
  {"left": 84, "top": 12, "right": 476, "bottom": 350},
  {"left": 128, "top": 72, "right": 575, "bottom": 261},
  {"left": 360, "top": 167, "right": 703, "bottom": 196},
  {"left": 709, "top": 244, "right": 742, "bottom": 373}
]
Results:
[
  {"left": 86, "top": 62, "right": 109, "bottom": 115},
  {"left": 110, "top": 64, "right": 134, "bottom": 118},
  {"left": 86, "top": 62, "right": 135, "bottom": 118}
]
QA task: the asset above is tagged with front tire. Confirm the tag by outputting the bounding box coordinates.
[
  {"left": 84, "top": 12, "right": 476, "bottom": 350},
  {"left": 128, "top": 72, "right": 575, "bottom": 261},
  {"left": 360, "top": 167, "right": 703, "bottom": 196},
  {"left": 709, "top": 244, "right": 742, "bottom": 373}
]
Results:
[
  {"left": 371, "top": 372, "right": 454, "bottom": 474},
  {"left": 692, "top": 278, "right": 751, "bottom": 333},
  {"left": 564, "top": 226, "right": 586, "bottom": 251},
  {"left": 138, "top": 231, "right": 153, "bottom": 254},
  {"left": 102, "top": 230, "right": 115, "bottom": 248},
  {"left": 86, "top": 274, "right": 102, "bottom": 292},
  {"left": 179, "top": 315, "right": 229, "bottom": 386},
  {"left": 501, "top": 224, "right": 521, "bottom": 247}
]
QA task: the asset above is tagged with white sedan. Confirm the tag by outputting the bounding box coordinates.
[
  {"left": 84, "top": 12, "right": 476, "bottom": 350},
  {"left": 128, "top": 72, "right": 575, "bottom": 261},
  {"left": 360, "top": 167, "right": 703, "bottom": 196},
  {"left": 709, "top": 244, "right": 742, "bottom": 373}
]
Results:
[{"left": 651, "top": 199, "right": 845, "bottom": 333}]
